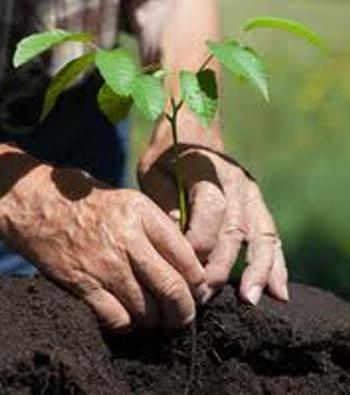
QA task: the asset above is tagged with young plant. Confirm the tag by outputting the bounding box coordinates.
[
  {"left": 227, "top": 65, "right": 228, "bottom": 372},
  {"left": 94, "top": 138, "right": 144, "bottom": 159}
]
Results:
[{"left": 13, "top": 16, "right": 323, "bottom": 233}]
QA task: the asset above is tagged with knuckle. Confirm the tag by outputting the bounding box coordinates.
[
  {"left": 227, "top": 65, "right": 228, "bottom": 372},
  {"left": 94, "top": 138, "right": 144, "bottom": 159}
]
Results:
[
  {"left": 121, "top": 191, "right": 150, "bottom": 225},
  {"left": 160, "top": 274, "right": 187, "bottom": 302},
  {"left": 127, "top": 190, "right": 146, "bottom": 208},
  {"left": 248, "top": 223, "right": 278, "bottom": 246},
  {"left": 223, "top": 222, "right": 245, "bottom": 241},
  {"left": 261, "top": 232, "right": 278, "bottom": 244},
  {"left": 65, "top": 268, "right": 100, "bottom": 297}
]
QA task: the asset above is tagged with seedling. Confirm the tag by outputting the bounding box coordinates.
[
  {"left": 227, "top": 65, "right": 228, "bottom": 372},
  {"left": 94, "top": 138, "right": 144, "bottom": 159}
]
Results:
[
  {"left": 13, "top": 16, "right": 323, "bottom": 232},
  {"left": 13, "top": 15, "right": 323, "bottom": 395}
]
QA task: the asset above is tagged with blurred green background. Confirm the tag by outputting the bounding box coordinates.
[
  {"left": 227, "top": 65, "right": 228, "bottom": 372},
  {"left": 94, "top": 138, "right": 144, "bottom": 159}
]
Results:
[{"left": 127, "top": 0, "right": 350, "bottom": 300}]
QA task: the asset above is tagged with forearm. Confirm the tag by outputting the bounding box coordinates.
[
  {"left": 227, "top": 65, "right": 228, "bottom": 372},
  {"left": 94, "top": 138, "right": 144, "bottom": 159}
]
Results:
[
  {"left": 159, "top": 0, "right": 222, "bottom": 148},
  {"left": 132, "top": 0, "right": 223, "bottom": 150}
]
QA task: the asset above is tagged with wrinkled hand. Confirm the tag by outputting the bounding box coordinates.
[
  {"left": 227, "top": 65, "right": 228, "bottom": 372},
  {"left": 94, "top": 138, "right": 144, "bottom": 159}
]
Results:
[
  {"left": 1, "top": 166, "right": 206, "bottom": 333},
  {"left": 138, "top": 144, "right": 289, "bottom": 306}
]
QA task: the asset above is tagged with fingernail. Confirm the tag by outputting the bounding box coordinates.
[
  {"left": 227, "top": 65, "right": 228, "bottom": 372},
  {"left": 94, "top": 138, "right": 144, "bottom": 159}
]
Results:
[
  {"left": 184, "top": 311, "right": 196, "bottom": 326},
  {"left": 194, "top": 283, "right": 213, "bottom": 305},
  {"left": 169, "top": 209, "right": 181, "bottom": 224},
  {"left": 281, "top": 285, "right": 290, "bottom": 301},
  {"left": 246, "top": 285, "right": 263, "bottom": 306}
]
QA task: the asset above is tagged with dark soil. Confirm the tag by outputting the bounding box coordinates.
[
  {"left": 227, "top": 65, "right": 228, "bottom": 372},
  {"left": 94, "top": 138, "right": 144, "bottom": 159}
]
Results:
[{"left": 1, "top": 277, "right": 350, "bottom": 395}]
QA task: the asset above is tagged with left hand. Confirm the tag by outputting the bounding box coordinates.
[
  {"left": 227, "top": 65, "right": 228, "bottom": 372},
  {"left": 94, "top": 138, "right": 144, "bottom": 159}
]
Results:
[{"left": 138, "top": 142, "right": 289, "bottom": 306}]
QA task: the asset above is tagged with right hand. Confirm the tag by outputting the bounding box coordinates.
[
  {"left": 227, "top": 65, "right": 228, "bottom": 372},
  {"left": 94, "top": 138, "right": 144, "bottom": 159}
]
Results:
[{"left": 0, "top": 164, "right": 205, "bottom": 333}]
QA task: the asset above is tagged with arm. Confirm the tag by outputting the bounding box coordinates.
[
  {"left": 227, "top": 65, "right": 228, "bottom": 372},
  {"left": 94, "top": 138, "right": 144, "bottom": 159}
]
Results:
[
  {"left": 128, "top": 0, "right": 223, "bottom": 149},
  {"left": 155, "top": 0, "right": 223, "bottom": 150},
  {"left": 134, "top": 0, "right": 289, "bottom": 305},
  {"left": 0, "top": 143, "right": 206, "bottom": 331}
]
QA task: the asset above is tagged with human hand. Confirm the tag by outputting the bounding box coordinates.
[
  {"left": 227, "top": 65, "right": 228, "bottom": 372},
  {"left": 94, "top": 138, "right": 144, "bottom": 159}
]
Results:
[
  {"left": 138, "top": 143, "right": 289, "bottom": 306},
  {"left": 0, "top": 160, "right": 205, "bottom": 333}
]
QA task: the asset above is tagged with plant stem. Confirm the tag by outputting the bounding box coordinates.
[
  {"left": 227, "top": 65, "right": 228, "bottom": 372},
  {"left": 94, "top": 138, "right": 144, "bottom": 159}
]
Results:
[
  {"left": 198, "top": 54, "right": 214, "bottom": 72},
  {"left": 166, "top": 101, "right": 198, "bottom": 395},
  {"left": 166, "top": 51, "right": 214, "bottom": 228},
  {"left": 167, "top": 99, "right": 187, "bottom": 232}
]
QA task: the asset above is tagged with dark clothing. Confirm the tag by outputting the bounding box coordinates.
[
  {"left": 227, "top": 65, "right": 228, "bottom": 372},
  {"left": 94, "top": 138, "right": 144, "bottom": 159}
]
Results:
[{"left": 0, "top": 0, "right": 139, "bottom": 274}]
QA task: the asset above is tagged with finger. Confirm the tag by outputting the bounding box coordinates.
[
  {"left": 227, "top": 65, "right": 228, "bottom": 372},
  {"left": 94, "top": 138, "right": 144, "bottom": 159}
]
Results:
[
  {"left": 91, "top": 256, "right": 159, "bottom": 329},
  {"left": 240, "top": 184, "right": 278, "bottom": 306},
  {"left": 50, "top": 269, "right": 134, "bottom": 333},
  {"left": 267, "top": 241, "right": 289, "bottom": 302},
  {"left": 142, "top": 199, "right": 205, "bottom": 289},
  {"left": 240, "top": 235, "right": 276, "bottom": 305},
  {"left": 135, "top": 285, "right": 159, "bottom": 329},
  {"left": 84, "top": 288, "right": 133, "bottom": 334},
  {"left": 129, "top": 233, "right": 196, "bottom": 330},
  {"left": 203, "top": 198, "right": 244, "bottom": 303},
  {"left": 139, "top": 167, "right": 180, "bottom": 225},
  {"left": 186, "top": 181, "right": 226, "bottom": 261}
]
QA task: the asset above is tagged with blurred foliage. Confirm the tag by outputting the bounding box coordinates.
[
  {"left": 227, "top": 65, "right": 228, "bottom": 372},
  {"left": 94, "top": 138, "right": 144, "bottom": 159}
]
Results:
[{"left": 127, "top": 0, "right": 350, "bottom": 300}]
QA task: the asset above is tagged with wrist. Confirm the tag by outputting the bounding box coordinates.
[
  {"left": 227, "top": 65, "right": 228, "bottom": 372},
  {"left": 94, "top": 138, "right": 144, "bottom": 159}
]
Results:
[{"left": 0, "top": 145, "right": 51, "bottom": 241}]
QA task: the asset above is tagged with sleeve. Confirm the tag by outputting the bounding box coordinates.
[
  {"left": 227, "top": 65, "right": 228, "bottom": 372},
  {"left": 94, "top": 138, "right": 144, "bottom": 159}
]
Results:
[
  {"left": 121, "top": 0, "right": 174, "bottom": 65},
  {"left": 0, "top": 1, "right": 50, "bottom": 141},
  {"left": 0, "top": 60, "right": 49, "bottom": 144}
]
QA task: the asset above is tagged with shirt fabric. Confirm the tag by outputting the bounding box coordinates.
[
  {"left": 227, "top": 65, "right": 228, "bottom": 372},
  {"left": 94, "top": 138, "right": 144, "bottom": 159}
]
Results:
[
  {"left": 0, "top": 0, "right": 124, "bottom": 132},
  {"left": 0, "top": 0, "right": 172, "bottom": 132}
]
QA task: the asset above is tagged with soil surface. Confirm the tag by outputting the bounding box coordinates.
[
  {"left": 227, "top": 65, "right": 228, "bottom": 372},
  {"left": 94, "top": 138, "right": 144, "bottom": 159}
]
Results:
[{"left": 1, "top": 277, "right": 350, "bottom": 395}]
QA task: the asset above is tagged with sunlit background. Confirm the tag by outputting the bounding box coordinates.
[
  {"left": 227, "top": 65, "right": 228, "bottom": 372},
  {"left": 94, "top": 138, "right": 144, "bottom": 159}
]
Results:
[{"left": 127, "top": 0, "right": 350, "bottom": 300}]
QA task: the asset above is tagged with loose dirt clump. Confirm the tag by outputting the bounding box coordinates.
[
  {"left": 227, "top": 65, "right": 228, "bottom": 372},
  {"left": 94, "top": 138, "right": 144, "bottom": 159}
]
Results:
[{"left": 1, "top": 277, "right": 350, "bottom": 394}]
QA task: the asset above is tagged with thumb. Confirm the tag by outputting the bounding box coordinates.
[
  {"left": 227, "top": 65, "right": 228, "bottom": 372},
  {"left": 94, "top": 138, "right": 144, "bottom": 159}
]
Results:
[
  {"left": 186, "top": 181, "right": 225, "bottom": 262},
  {"left": 139, "top": 167, "right": 180, "bottom": 224}
]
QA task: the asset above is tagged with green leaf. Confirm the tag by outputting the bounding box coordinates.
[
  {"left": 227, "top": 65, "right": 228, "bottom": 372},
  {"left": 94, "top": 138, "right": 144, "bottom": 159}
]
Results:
[
  {"left": 97, "top": 84, "right": 132, "bottom": 124},
  {"left": 242, "top": 17, "right": 325, "bottom": 50},
  {"left": 131, "top": 74, "right": 165, "bottom": 121},
  {"left": 14, "top": 29, "right": 92, "bottom": 67},
  {"left": 95, "top": 48, "right": 137, "bottom": 97},
  {"left": 207, "top": 40, "right": 269, "bottom": 102},
  {"left": 180, "top": 69, "right": 218, "bottom": 127},
  {"left": 41, "top": 53, "right": 95, "bottom": 121}
]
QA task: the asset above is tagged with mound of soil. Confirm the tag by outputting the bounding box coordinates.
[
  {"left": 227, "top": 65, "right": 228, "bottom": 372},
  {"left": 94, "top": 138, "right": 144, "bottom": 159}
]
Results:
[{"left": 0, "top": 277, "right": 350, "bottom": 394}]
